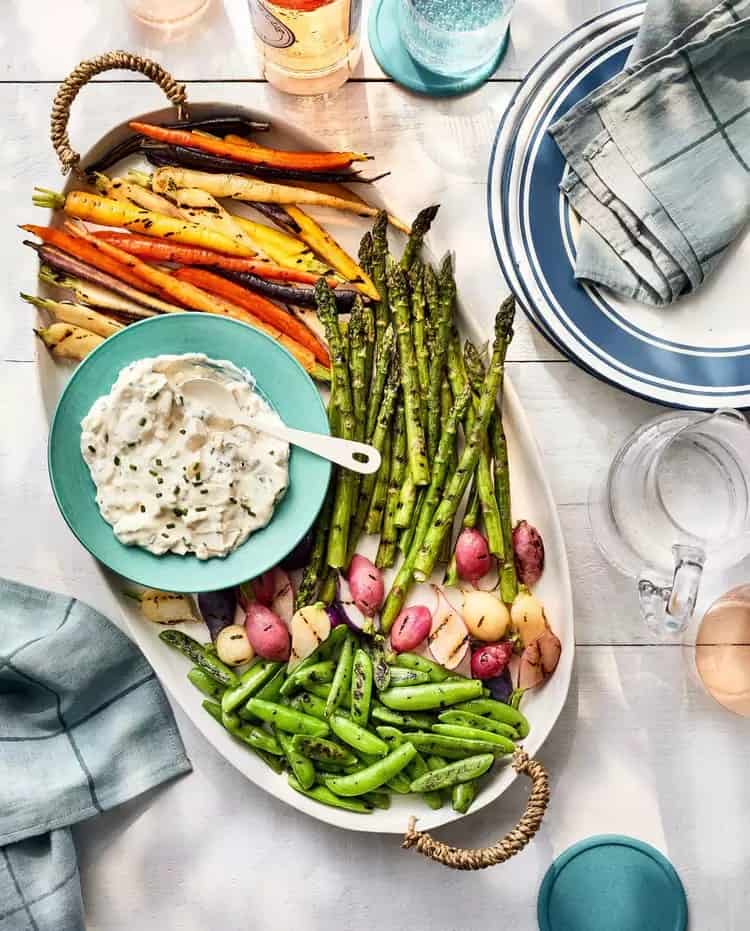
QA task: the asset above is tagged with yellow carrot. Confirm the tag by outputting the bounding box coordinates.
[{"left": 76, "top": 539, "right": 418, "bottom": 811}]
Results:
[
  {"left": 33, "top": 188, "right": 254, "bottom": 257},
  {"left": 152, "top": 167, "right": 382, "bottom": 219},
  {"left": 285, "top": 206, "right": 379, "bottom": 301},
  {"left": 21, "top": 293, "right": 124, "bottom": 337},
  {"left": 94, "top": 173, "right": 185, "bottom": 221},
  {"left": 171, "top": 188, "right": 258, "bottom": 256},
  {"left": 35, "top": 322, "right": 104, "bottom": 360},
  {"left": 282, "top": 179, "right": 410, "bottom": 235},
  {"left": 232, "top": 215, "right": 331, "bottom": 275}
]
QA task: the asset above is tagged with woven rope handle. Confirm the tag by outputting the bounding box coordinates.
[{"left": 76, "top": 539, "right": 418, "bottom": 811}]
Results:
[
  {"left": 50, "top": 51, "right": 189, "bottom": 175},
  {"left": 402, "top": 749, "right": 550, "bottom": 870}
]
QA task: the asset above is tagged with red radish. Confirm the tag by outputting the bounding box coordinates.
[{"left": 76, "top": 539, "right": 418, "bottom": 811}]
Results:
[
  {"left": 348, "top": 555, "right": 384, "bottom": 617},
  {"left": 245, "top": 603, "right": 290, "bottom": 661},
  {"left": 248, "top": 571, "right": 275, "bottom": 606},
  {"left": 517, "top": 629, "right": 561, "bottom": 690},
  {"left": 471, "top": 642, "right": 513, "bottom": 680},
  {"left": 513, "top": 520, "right": 545, "bottom": 586},
  {"left": 390, "top": 605, "right": 432, "bottom": 653},
  {"left": 455, "top": 528, "right": 493, "bottom": 584}
]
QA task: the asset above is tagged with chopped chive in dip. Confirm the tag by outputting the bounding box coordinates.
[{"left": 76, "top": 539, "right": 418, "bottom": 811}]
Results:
[
  {"left": 139, "top": 418, "right": 147, "bottom": 427},
  {"left": 129, "top": 464, "right": 138, "bottom": 472},
  {"left": 114, "top": 456, "right": 120, "bottom": 466},
  {"left": 195, "top": 506, "right": 207, "bottom": 512},
  {"left": 140, "top": 505, "right": 146, "bottom": 513},
  {"left": 88, "top": 445, "right": 96, "bottom": 454}
]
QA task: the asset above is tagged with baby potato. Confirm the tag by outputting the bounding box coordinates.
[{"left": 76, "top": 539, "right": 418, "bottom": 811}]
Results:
[
  {"left": 510, "top": 589, "right": 548, "bottom": 646},
  {"left": 462, "top": 590, "right": 510, "bottom": 642},
  {"left": 216, "top": 624, "right": 254, "bottom": 666}
]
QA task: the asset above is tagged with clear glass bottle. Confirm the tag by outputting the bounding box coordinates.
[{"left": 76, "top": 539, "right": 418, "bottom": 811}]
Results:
[{"left": 248, "top": 0, "right": 363, "bottom": 95}]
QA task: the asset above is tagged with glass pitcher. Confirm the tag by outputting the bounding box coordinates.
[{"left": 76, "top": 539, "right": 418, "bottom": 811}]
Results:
[{"left": 589, "top": 409, "right": 750, "bottom": 633}]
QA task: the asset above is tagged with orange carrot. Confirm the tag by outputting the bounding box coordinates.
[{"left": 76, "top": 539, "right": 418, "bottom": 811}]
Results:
[
  {"left": 129, "top": 121, "right": 369, "bottom": 172},
  {"left": 20, "top": 224, "right": 163, "bottom": 295},
  {"left": 91, "top": 231, "right": 338, "bottom": 287},
  {"left": 173, "top": 267, "right": 329, "bottom": 366},
  {"left": 65, "top": 222, "right": 322, "bottom": 375}
]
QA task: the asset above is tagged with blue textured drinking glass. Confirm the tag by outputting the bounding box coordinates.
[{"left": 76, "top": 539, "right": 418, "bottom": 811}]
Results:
[{"left": 399, "top": 0, "right": 514, "bottom": 78}]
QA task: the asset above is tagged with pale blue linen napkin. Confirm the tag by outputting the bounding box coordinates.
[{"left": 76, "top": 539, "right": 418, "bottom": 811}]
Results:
[
  {"left": 0, "top": 578, "right": 191, "bottom": 931},
  {"left": 550, "top": 0, "right": 750, "bottom": 305}
]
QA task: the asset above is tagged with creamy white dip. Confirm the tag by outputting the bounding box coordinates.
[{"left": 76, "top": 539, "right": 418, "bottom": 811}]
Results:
[{"left": 81, "top": 354, "right": 289, "bottom": 559}]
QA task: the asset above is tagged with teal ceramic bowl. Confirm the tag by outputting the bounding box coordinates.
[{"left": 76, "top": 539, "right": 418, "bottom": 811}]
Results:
[{"left": 48, "top": 313, "right": 331, "bottom": 592}]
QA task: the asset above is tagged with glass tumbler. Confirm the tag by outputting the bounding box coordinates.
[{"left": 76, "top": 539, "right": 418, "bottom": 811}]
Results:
[
  {"left": 399, "top": 0, "right": 514, "bottom": 79},
  {"left": 589, "top": 409, "right": 750, "bottom": 634},
  {"left": 125, "top": 0, "right": 210, "bottom": 27}
]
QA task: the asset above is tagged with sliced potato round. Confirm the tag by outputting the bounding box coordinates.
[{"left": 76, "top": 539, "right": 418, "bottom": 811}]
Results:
[
  {"left": 289, "top": 604, "right": 331, "bottom": 670},
  {"left": 140, "top": 588, "right": 198, "bottom": 625},
  {"left": 428, "top": 590, "right": 469, "bottom": 670}
]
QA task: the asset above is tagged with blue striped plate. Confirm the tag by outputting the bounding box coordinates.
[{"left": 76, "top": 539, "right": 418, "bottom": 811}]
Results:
[{"left": 488, "top": 3, "right": 750, "bottom": 409}]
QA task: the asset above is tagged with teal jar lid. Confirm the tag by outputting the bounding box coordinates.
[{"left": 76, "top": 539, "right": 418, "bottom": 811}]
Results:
[
  {"left": 368, "top": 0, "right": 509, "bottom": 98},
  {"left": 538, "top": 835, "right": 688, "bottom": 931}
]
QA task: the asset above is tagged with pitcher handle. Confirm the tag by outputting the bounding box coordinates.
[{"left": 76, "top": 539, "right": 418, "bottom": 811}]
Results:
[{"left": 638, "top": 544, "right": 705, "bottom": 633}]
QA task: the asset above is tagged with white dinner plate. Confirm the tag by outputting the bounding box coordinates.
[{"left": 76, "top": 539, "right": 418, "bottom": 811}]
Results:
[
  {"left": 488, "top": 2, "right": 750, "bottom": 410},
  {"left": 35, "top": 102, "right": 574, "bottom": 833}
]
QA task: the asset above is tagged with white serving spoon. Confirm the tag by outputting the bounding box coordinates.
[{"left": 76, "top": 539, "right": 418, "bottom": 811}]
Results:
[{"left": 180, "top": 378, "right": 381, "bottom": 475}]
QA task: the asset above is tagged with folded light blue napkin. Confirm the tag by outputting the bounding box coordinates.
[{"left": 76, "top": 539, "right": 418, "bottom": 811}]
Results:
[
  {"left": 550, "top": 0, "right": 750, "bottom": 305},
  {"left": 0, "top": 579, "right": 191, "bottom": 931}
]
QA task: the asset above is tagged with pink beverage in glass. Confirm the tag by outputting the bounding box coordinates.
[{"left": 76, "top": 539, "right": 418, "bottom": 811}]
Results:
[
  {"left": 125, "top": 0, "right": 210, "bottom": 27},
  {"left": 696, "top": 585, "right": 750, "bottom": 716},
  {"left": 248, "top": 0, "right": 363, "bottom": 94}
]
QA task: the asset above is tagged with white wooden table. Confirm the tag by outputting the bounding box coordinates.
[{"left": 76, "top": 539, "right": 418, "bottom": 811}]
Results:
[{"left": 2, "top": 2, "right": 749, "bottom": 927}]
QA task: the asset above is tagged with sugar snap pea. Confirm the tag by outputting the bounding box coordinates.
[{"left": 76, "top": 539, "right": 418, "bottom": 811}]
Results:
[
  {"left": 202, "top": 701, "right": 284, "bottom": 772},
  {"left": 438, "top": 710, "right": 519, "bottom": 739},
  {"left": 222, "top": 660, "right": 281, "bottom": 714},
  {"left": 290, "top": 691, "right": 328, "bottom": 720},
  {"left": 291, "top": 735, "right": 358, "bottom": 767},
  {"left": 362, "top": 790, "right": 391, "bottom": 809},
  {"left": 279, "top": 625, "right": 348, "bottom": 697},
  {"left": 374, "top": 725, "right": 403, "bottom": 742},
  {"left": 431, "top": 724, "right": 516, "bottom": 754},
  {"left": 288, "top": 775, "right": 374, "bottom": 813},
  {"left": 386, "top": 772, "right": 412, "bottom": 794},
  {"left": 364, "top": 639, "right": 391, "bottom": 691},
  {"left": 378, "top": 679, "right": 482, "bottom": 711},
  {"left": 246, "top": 698, "right": 330, "bottom": 737},
  {"left": 455, "top": 698, "right": 530, "bottom": 737},
  {"left": 201, "top": 699, "right": 223, "bottom": 724},
  {"left": 386, "top": 666, "right": 431, "bottom": 686},
  {"left": 408, "top": 749, "right": 443, "bottom": 810},
  {"left": 303, "top": 681, "right": 350, "bottom": 706},
  {"left": 350, "top": 649, "right": 373, "bottom": 726},
  {"left": 370, "top": 701, "right": 434, "bottom": 729},
  {"left": 291, "top": 691, "right": 326, "bottom": 721},
  {"left": 222, "top": 711, "right": 283, "bottom": 755},
  {"left": 394, "top": 652, "right": 450, "bottom": 682},
  {"left": 375, "top": 725, "right": 443, "bottom": 809},
  {"left": 403, "top": 732, "right": 505, "bottom": 759},
  {"left": 325, "top": 633, "right": 355, "bottom": 716},
  {"left": 239, "top": 666, "right": 287, "bottom": 720},
  {"left": 159, "top": 629, "right": 239, "bottom": 688},
  {"left": 277, "top": 729, "right": 315, "bottom": 790},
  {"left": 295, "top": 660, "right": 335, "bottom": 688},
  {"left": 409, "top": 754, "right": 494, "bottom": 792},
  {"left": 313, "top": 759, "right": 359, "bottom": 775},
  {"left": 324, "top": 742, "right": 417, "bottom": 797},
  {"left": 452, "top": 780, "right": 477, "bottom": 814},
  {"left": 329, "top": 714, "right": 389, "bottom": 757},
  {"left": 188, "top": 668, "right": 226, "bottom": 702}
]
